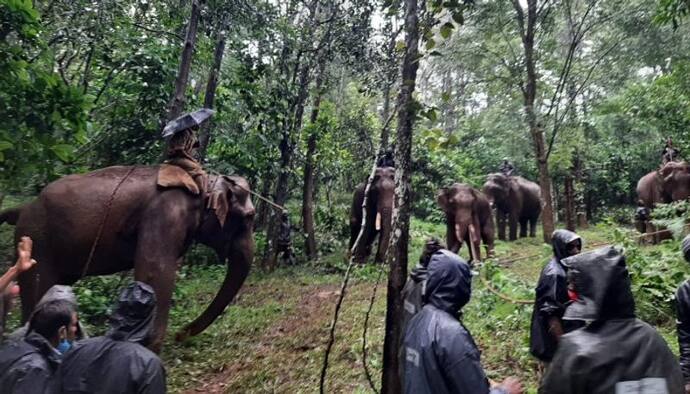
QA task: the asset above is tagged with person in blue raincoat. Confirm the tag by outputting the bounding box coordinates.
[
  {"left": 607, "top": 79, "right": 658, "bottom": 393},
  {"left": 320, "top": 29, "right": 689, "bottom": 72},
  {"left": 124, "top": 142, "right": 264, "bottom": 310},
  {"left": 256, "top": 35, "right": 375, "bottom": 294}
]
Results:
[{"left": 402, "top": 249, "right": 523, "bottom": 394}]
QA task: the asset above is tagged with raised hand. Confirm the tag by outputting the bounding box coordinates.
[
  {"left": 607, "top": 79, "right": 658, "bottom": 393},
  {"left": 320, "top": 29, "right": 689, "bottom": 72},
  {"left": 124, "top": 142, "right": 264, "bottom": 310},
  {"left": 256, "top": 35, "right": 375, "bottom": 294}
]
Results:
[{"left": 15, "top": 236, "right": 37, "bottom": 273}]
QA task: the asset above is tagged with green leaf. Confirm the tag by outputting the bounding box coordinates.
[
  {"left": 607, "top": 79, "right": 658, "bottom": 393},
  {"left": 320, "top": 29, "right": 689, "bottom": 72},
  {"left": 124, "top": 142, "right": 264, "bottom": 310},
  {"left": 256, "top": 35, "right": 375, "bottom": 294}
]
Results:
[
  {"left": 452, "top": 11, "right": 465, "bottom": 25},
  {"left": 0, "top": 141, "right": 13, "bottom": 151},
  {"left": 425, "top": 38, "right": 436, "bottom": 50},
  {"left": 51, "top": 144, "right": 74, "bottom": 162},
  {"left": 440, "top": 22, "right": 455, "bottom": 39}
]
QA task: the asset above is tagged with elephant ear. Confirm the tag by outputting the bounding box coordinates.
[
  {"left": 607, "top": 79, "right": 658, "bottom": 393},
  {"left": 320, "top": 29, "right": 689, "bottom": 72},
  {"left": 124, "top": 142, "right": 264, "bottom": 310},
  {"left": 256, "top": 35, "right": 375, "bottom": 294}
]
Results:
[
  {"left": 207, "top": 179, "right": 230, "bottom": 227},
  {"left": 436, "top": 188, "right": 449, "bottom": 210}
]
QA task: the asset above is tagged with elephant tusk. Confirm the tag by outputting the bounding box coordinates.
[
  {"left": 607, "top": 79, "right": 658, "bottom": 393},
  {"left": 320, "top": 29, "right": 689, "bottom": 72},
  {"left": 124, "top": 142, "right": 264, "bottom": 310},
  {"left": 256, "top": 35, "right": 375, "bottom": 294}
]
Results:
[
  {"left": 455, "top": 223, "right": 463, "bottom": 243},
  {"left": 376, "top": 212, "right": 382, "bottom": 231},
  {"left": 468, "top": 224, "right": 480, "bottom": 261}
]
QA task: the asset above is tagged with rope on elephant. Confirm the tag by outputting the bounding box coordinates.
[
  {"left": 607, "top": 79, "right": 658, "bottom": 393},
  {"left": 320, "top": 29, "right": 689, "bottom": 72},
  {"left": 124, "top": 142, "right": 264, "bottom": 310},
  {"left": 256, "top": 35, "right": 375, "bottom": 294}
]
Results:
[
  {"left": 81, "top": 166, "right": 138, "bottom": 278},
  {"left": 206, "top": 169, "right": 286, "bottom": 212}
]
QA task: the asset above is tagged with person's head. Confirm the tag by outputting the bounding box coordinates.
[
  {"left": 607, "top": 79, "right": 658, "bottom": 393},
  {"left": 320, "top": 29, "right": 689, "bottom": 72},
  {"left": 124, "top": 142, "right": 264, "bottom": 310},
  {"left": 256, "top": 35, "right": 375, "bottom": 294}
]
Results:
[
  {"left": 35, "top": 285, "right": 85, "bottom": 340},
  {"left": 562, "top": 246, "right": 635, "bottom": 322},
  {"left": 551, "top": 229, "right": 582, "bottom": 262},
  {"left": 107, "top": 281, "right": 156, "bottom": 345},
  {"left": 682, "top": 234, "right": 690, "bottom": 263},
  {"left": 418, "top": 237, "right": 446, "bottom": 268},
  {"left": 27, "top": 300, "right": 76, "bottom": 348},
  {"left": 423, "top": 250, "right": 472, "bottom": 316}
]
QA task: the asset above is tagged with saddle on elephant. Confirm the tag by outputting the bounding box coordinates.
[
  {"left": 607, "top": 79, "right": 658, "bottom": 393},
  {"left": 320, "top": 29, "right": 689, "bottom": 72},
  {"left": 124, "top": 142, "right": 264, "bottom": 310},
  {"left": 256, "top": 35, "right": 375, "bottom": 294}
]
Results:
[{"left": 158, "top": 128, "right": 208, "bottom": 196}]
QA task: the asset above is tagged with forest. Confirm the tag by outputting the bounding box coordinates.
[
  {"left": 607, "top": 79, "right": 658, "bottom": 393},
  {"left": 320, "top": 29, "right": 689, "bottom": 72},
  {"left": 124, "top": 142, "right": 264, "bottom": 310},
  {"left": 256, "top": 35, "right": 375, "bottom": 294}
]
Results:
[{"left": 1, "top": 0, "right": 690, "bottom": 392}]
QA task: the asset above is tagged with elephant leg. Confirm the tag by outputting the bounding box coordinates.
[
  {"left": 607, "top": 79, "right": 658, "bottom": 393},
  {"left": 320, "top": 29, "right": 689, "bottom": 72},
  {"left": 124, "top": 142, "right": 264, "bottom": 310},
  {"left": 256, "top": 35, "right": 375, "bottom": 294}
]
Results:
[
  {"left": 355, "top": 223, "right": 376, "bottom": 264},
  {"left": 519, "top": 219, "right": 528, "bottom": 238},
  {"left": 497, "top": 213, "right": 506, "bottom": 241},
  {"left": 529, "top": 217, "right": 538, "bottom": 237},
  {"left": 481, "top": 224, "right": 495, "bottom": 258},
  {"left": 135, "top": 257, "right": 177, "bottom": 353},
  {"left": 508, "top": 214, "right": 518, "bottom": 241},
  {"left": 446, "top": 221, "right": 461, "bottom": 253}
]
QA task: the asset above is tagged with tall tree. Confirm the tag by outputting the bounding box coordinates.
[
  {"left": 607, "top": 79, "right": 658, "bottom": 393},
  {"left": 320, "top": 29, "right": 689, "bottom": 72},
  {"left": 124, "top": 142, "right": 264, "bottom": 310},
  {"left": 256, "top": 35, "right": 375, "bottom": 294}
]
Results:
[
  {"left": 167, "top": 0, "right": 204, "bottom": 121},
  {"left": 512, "top": 0, "right": 555, "bottom": 242},
  {"left": 381, "top": 0, "right": 420, "bottom": 391}
]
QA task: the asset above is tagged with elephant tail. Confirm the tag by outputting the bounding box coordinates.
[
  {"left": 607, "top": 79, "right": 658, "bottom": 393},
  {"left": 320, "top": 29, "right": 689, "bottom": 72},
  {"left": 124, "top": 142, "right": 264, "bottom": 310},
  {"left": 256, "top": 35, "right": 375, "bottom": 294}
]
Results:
[{"left": 0, "top": 205, "right": 23, "bottom": 226}]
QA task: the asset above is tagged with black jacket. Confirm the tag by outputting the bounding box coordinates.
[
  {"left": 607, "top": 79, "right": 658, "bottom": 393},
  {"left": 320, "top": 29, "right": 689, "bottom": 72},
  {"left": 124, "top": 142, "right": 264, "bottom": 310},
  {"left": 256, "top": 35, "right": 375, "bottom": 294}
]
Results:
[
  {"left": 401, "top": 263, "right": 429, "bottom": 331},
  {"left": 529, "top": 229, "right": 581, "bottom": 361},
  {"left": 403, "top": 251, "right": 507, "bottom": 394},
  {"left": 0, "top": 332, "right": 61, "bottom": 393},
  {"left": 540, "top": 247, "right": 684, "bottom": 394},
  {"left": 676, "top": 279, "right": 690, "bottom": 384},
  {"left": 59, "top": 281, "right": 166, "bottom": 394}
]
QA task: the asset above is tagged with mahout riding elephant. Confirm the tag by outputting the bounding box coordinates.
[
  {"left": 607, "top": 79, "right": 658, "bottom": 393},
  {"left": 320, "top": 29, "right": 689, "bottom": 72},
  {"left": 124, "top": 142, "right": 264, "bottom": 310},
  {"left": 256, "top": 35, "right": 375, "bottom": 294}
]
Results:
[
  {"left": 349, "top": 167, "right": 394, "bottom": 264},
  {"left": 0, "top": 165, "right": 255, "bottom": 352},
  {"left": 437, "top": 183, "right": 495, "bottom": 261},
  {"left": 635, "top": 161, "right": 690, "bottom": 241},
  {"left": 482, "top": 173, "right": 542, "bottom": 241}
]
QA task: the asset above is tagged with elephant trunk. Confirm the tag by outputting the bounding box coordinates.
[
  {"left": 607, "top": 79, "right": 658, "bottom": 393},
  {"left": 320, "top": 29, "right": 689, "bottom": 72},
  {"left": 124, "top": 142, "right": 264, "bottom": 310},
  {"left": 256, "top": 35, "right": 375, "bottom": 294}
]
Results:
[
  {"left": 176, "top": 236, "right": 254, "bottom": 340},
  {"left": 375, "top": 207, "right": 393, "bottom": 263}
]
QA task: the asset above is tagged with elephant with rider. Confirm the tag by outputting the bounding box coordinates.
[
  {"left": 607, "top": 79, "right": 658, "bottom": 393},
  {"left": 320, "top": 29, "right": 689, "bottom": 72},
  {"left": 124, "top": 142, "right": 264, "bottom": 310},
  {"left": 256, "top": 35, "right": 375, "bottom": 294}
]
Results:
[
  {"left": 482, "top": 173, "right": 542, "bottom": 241},
  {"left": 0, "top": 164, "right": 255, "bottom": 352},
  {"left": 349, "top": 166, "right": 395, "bottom": 264},
  {"left": 437, "top": 183, "right": 495, "bottom": 261},
  {"left": 636, "top": 161, "right": 690, "bottom": 239}
]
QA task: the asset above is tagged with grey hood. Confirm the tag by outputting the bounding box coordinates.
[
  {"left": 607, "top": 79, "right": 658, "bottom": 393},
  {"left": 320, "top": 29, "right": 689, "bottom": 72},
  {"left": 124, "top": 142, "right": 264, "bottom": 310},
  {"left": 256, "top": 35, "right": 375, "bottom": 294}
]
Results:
[
  {"left": 423, "top": 250, "right": 472, "bottom": 316},
  {"left": 552, "top": 229, "right": 582, "bottom": 262}
]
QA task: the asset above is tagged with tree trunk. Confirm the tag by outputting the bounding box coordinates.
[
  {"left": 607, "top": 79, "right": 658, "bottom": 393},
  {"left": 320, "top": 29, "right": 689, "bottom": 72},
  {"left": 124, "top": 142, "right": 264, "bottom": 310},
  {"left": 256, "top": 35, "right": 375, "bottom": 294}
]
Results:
[
  {"left": 515, "top": 0, "right": 555, "bottom": 243},
  {"left": 564, "top": 174, "right": 575, "bottom": 231},
  {"left": 381, "top": 0, "right": 419, "bottom": 392},
  {"left": 263, "top": 0, "right": 319, "bottom": 269},
  {"left": 302, "top": 2, "right": 336, "bottom": 261},
  {"left": 166, "top": 0, "right": 204, "bottom": 121},
  {"left": 198, "top": 14, "right": 228, "bottom": 162}
]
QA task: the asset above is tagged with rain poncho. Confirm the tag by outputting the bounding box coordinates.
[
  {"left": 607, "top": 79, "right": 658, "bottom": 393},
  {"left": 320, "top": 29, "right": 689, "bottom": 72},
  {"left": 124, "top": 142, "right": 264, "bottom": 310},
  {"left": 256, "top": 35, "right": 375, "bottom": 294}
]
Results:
[
  {"left": 540, "top": 247, "right": 684, "bottom": 394},
  {"left": 8, "top": 285, "right": 87, "bottom": 342},
  {"left": 676, "top": 279, "right": 690, "bottom": 384},
  {"left": 59, "top": 282, "right": 166, "bottom": 394},
  {"left": 529, "top": 229, "right": 582, "bottom": 361},
  {"left": 0, "top": 331, "right": 61, "bottom": 393},
  {"left": 401, "top": 262, "right": 429, "bottom": 331},
  {"left": 403, "top": 250, "right": 507, "bottom": 394}
]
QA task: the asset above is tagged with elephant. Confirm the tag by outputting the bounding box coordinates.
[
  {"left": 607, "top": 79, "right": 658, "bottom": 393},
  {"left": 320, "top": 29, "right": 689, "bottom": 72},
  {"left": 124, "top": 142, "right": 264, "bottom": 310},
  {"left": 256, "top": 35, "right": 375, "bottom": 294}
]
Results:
[
  {"left": 635, "top": 161, "right": 690, "bottom": 241},
  {"left": 437, "top": 183, "right": 495, "bottom": 261},
  {"left": 0, "top": 164, "right": 255, "bottom": 352},
  {"left": 482, "top": 173, "right": 542, "bottom": 241},
  {"left": 349, "top": 166, "right": 394, "bottom": 264}
]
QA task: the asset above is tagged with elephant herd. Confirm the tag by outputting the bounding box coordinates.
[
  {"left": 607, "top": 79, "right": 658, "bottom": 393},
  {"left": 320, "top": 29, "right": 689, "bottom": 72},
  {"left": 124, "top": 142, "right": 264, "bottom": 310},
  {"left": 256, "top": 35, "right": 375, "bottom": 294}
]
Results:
[{"left": 349, "top": 168, "right": 543, "bottom": 263}]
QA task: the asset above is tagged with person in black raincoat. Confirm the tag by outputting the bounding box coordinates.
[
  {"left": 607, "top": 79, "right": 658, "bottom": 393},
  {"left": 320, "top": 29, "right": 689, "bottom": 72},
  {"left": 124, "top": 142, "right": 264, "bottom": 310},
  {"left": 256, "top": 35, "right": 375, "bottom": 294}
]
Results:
[
  {"left": 401, "top": 238, "right": 445, "bottom": 331},
  {"left": 0, "top": 299, "right": 76, "bottom": 393},
  {"left": 403, "top": 249, "right": 523, "bottom": 394},
  {"left": 676, "top": 235, "right": 690, "bottom": 393},
  {"left": 540, "top": 246, "right": 684, "bottom": 394},
  {"left": 59, "top": 281, "right": 166, "bottom": 394},
  {"left": 529, "top": 229, "right": 582, "bottom": 362}
]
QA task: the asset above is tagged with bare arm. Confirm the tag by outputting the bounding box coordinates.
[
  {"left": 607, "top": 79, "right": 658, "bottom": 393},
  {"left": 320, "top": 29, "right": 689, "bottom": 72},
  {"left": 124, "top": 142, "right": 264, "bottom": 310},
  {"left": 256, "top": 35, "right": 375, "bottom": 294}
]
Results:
[
  {"left": 548, "top": 316, "right": 564, "bottom": 339},
  {"left": 0, "top": 237, "right": 37, "bottom": 293}
]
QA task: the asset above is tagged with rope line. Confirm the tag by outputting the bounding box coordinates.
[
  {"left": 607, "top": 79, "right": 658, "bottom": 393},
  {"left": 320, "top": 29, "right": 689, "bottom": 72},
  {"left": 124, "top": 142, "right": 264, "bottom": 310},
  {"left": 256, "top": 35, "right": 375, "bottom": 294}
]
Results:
[{"left": 81, "top": 166, "right": 137, "bottom": 278}]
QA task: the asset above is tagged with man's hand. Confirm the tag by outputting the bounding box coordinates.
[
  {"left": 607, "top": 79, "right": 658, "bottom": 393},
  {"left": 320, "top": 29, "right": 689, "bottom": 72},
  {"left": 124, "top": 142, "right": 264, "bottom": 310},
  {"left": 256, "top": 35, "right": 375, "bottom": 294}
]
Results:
[
  {"left": 14, "top": 236, "right": 37, "bottom": 273},
  {"left": 547, "top": 316, "right": 565, "bottom": 339},
  {"left": 684, "top": 382, "right": 690, "bottom": 394},
  {"left": 500, "top": 377, "right": 523, "bottom": 394}
]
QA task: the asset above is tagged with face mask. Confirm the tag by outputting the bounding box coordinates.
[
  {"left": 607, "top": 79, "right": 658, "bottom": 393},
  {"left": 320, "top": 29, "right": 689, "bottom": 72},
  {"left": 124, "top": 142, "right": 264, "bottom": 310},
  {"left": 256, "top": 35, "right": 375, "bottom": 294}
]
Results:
[{"left": 56, "top": 339, "right": 72, "bottom": 355}]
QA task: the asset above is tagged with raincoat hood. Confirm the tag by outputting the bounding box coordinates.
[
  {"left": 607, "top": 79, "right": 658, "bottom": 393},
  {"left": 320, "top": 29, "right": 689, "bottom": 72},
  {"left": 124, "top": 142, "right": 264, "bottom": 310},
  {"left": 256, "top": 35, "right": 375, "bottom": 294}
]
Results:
[
  {"left": 106, "top": 282, "right": 156, "bottom": 345},
  {"left": 552, "top": 229, "right": 582, "bottom": 262},
  {"left": 562, "top": 246, "right": 635, "bottom": 322},
  {"left": 423, "top": 250, "right": 471, "bottom": 315}
]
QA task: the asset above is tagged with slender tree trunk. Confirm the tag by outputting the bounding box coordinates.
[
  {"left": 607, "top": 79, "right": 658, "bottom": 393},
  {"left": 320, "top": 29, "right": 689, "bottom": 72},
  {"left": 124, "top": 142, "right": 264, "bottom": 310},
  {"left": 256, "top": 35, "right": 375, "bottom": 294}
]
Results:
[
  {"left": 166, "top": 0, "right": 204, "bottom": 121},
  {"left": 381, "top": 0, "right": 419, "bottom": 391},
  {"left": 302, "top": 72, "right": 325, "bottom": 260},
  {"left": 264, "top": 0, "right": 319, "bottom": 269},
  {"left": 198, "top": 15, "right": 228, "bottom": 161},
  {"left": 564, "top": 175, "right": 575, "bottom": 231},
  {"left": 514, "top": 0, "right": 555, "bottom": 243}
]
